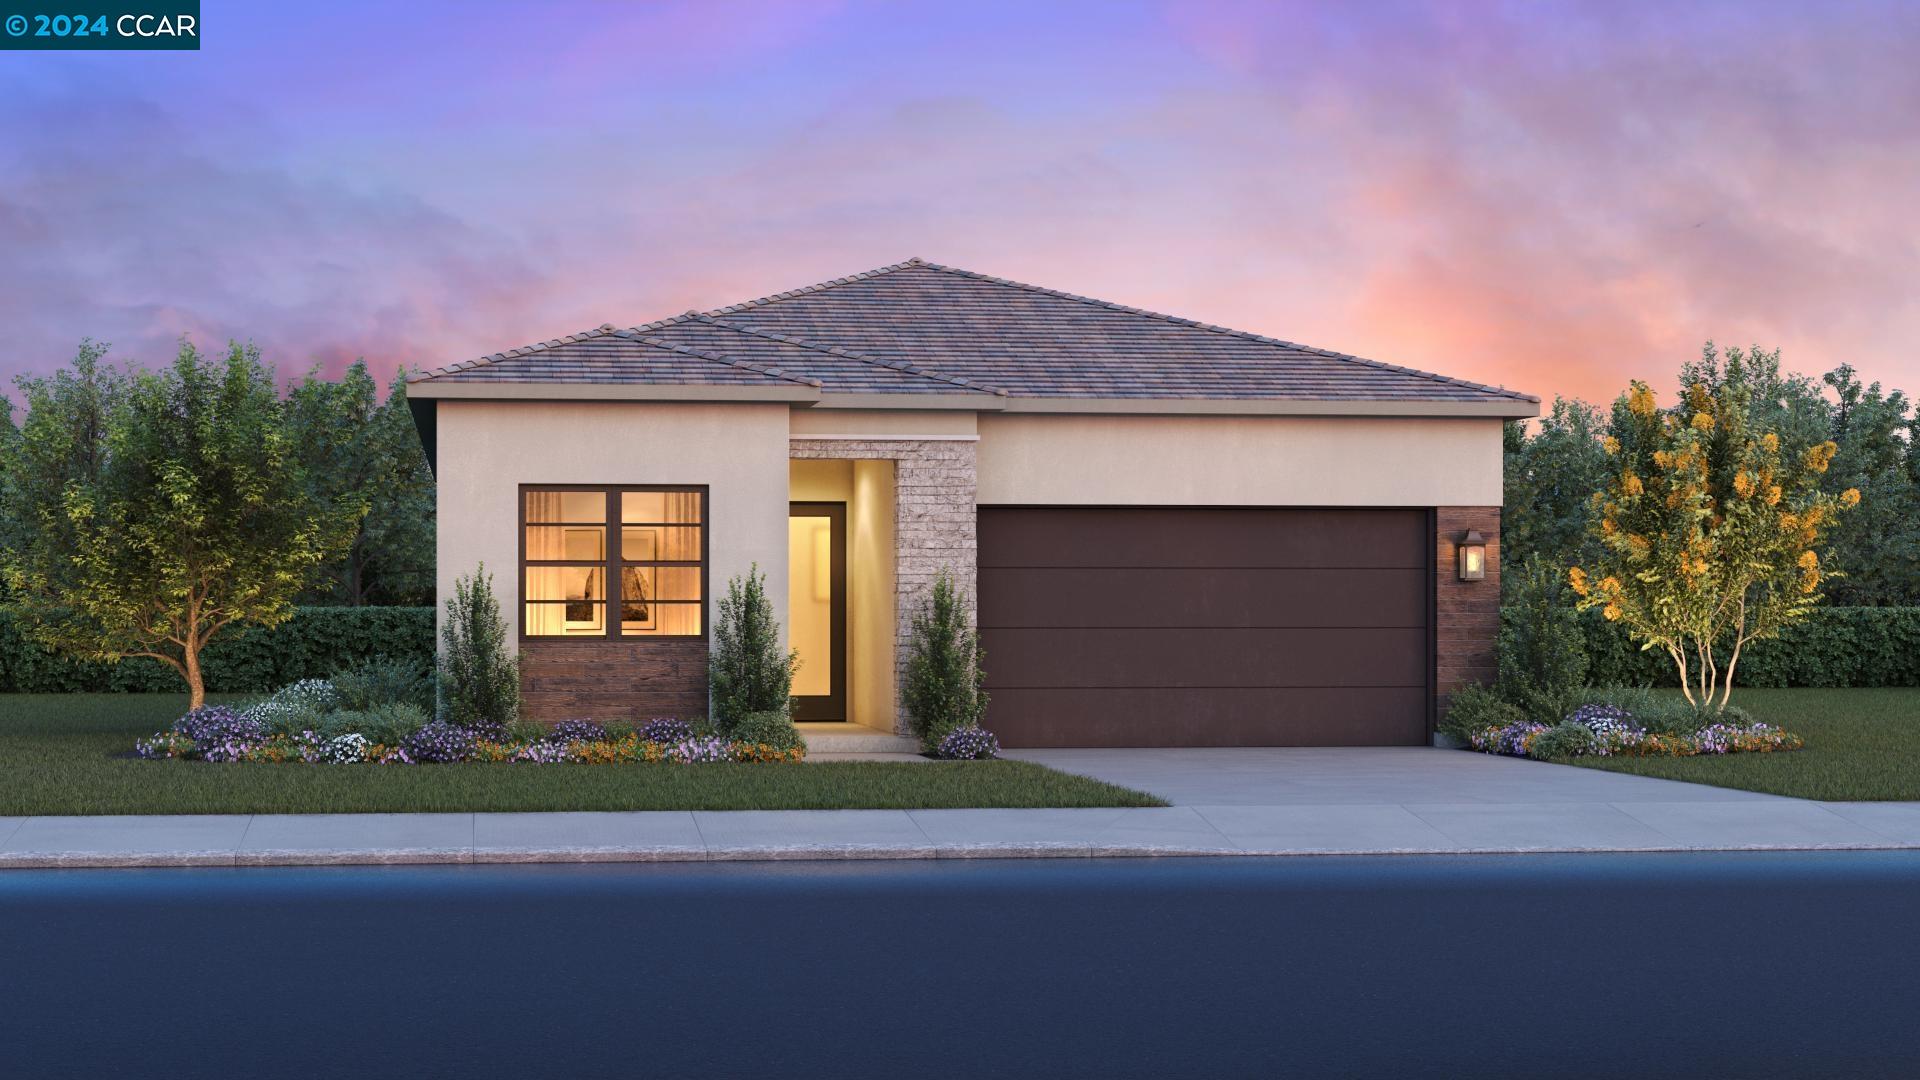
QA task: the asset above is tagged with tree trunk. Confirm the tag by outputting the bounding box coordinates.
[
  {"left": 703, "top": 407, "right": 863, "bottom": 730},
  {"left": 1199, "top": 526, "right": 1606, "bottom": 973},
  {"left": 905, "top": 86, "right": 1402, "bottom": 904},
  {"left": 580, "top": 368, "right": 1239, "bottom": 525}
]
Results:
[{"left": 183, "top": 637, "right": 205, "bottom": 710}]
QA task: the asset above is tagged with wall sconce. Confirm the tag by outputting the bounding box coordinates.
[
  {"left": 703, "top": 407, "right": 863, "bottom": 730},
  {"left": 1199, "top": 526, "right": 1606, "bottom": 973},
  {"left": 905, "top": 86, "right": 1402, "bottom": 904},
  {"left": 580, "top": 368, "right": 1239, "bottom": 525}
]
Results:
[{"left": 1456, "top": 529, "right": 1487, "bottom": 581}]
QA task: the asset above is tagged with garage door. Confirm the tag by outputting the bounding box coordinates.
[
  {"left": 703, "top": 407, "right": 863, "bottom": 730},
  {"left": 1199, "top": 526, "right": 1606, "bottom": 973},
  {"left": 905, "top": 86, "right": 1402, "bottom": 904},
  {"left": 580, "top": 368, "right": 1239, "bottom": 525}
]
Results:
[{"left": 978, "top": 507, "right": 1431, "bottom": 747}]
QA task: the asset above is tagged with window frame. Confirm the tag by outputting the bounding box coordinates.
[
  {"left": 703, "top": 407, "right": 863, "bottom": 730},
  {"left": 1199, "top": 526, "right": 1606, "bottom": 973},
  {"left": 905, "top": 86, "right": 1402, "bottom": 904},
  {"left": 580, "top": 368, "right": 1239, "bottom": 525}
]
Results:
[{"left": 518, "top": 484, "right": 709, "bottom": 641}]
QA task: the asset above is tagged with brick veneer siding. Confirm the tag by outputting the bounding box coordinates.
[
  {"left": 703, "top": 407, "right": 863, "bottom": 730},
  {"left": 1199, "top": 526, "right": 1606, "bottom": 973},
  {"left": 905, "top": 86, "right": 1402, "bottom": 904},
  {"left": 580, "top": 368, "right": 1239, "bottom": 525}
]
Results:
[
  {"left": 788, "top": 437, "right": 979, "bottom": 735},
  {"left": 1435, "top": 507, "right": 1502, "bottom": 719}
]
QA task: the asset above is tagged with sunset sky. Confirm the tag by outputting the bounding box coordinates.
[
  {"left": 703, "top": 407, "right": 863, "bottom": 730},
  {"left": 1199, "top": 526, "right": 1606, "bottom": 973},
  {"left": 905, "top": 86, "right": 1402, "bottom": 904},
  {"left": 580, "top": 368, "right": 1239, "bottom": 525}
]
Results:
[{"left": 3, "top": 0, "right": 1917, "bottom": 408}]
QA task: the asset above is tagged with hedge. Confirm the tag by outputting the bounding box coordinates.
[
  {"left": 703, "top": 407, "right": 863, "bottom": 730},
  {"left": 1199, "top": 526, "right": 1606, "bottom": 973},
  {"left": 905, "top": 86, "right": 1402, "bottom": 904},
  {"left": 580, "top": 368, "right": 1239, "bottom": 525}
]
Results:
[
  {"left": 0, "top": 607, "right": 435, "bottom": 694},
  {"left": 1580, "top": 606, "right": 1920, "bottom": 688}
]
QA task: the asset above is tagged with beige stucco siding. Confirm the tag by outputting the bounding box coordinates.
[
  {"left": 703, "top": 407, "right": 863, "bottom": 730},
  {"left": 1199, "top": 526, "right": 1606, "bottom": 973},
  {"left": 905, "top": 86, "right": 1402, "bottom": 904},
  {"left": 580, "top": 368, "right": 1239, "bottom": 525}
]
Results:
[
  {"left": 787, "top": 408, "right": 979, "bottom": 437},
  {"left": 435, "top": 400, "right": 792, "bottom": 656},
  {"left": 975, "top": 414, "right": 1504, "bottom": 506}
]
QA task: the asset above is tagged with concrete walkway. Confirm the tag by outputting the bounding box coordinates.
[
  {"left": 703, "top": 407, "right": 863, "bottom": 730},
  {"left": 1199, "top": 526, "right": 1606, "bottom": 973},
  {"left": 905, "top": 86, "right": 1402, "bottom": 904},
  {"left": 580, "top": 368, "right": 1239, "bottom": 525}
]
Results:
[{"left": 4, "top": 748, "right": 1919, "bottom": 868}]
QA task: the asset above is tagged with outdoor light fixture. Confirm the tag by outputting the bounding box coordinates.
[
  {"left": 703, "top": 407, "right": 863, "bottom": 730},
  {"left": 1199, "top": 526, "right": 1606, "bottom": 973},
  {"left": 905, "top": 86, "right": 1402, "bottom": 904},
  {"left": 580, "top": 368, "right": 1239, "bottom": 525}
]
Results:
[{"left": 1457, "top": 529, "right": 1487, "bottom": 581}]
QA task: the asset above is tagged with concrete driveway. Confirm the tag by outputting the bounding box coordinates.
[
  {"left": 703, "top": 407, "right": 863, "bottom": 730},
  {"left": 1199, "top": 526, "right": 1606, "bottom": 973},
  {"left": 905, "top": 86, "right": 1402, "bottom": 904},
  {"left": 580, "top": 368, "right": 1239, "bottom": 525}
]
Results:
[{"left": 1007, "top": 746, "right": 1920, "bottom": 852}]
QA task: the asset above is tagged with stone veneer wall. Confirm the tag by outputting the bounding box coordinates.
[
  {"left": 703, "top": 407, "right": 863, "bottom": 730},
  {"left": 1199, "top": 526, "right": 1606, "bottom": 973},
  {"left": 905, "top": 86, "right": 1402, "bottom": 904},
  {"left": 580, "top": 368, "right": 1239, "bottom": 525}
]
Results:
[
  {"left": 1435, "top": 506, "right": 1502, "bottom": 719},
  {"left": 788, "top": 437, "right": 979, "bottom": 734}
]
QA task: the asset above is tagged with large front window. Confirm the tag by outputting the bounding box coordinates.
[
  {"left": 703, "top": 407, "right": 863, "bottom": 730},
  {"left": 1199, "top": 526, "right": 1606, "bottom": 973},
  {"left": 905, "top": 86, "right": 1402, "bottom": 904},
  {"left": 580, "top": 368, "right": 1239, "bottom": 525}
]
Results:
[{"left": 522, "top": 487, "right": 705, "bottom": 637}]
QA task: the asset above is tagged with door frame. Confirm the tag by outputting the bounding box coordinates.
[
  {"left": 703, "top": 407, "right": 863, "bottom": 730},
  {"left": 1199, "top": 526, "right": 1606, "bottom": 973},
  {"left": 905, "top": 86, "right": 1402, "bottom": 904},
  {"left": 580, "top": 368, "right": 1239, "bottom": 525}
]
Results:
[{"left": 788, "top": 501, "right": 848, "bottom": 722}]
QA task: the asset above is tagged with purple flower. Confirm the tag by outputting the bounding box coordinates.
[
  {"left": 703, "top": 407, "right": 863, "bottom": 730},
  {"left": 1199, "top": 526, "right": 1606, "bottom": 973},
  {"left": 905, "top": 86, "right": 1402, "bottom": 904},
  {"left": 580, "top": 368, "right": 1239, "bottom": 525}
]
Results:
[
  {"left": 548, "top": 719, "right": 608, "bottom": 744},
  {"left": 666, "top": 736, "right": 731, "bottom": 764},
  {"left": 640, "top": 717, "right": 693, "bottom": 745},
  {"left": 934, "top": 725, "right": 1001, "bottom": 760},
  {"left": 172, "top": 705, "right": 264, "bottom": 745},
  {"left": 401, "top": 720, "right": 474, "bottom": 763}
]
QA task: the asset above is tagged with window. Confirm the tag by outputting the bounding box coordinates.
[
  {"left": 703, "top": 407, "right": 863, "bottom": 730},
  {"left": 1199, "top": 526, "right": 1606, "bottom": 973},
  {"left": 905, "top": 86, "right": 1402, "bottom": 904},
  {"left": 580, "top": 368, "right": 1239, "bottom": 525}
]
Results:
[{"left": 522, "top": 487, "right": 705, "bottom": 637}]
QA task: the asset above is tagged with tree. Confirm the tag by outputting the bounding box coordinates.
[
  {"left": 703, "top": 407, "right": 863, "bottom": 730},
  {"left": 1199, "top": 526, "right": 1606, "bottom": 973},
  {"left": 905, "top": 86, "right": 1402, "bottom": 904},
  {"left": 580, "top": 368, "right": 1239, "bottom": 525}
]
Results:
[
  {"left": 902, "top": 569, "right": 988, "bottom": 751},
  {"left": 709, "top": 564, "right": 795, "bottom": 730},
  {"left": 1819, "top": 365, "right": 1920, "bottom": 604},
  {"left": 1502, "top": 397, "right": 1612, "bottom": 573},
  {"left": 438, "top": 564, "right": 518, "bottom": 734},
  {"left": 0, "top": 340, "right": 363, "bottom": 708},
  {"left": 1571, "top": 357, "right": 1857, "bottom": 711},
  {"left": 285, "top": 361, "right": 435, "bottom": 605}
]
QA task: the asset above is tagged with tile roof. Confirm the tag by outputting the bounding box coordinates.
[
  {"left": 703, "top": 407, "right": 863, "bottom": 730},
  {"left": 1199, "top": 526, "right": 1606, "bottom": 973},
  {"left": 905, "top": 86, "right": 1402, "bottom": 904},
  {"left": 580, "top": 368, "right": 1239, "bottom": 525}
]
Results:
[{"left": 413, "top": 259, "right": 1535, "bottom": 405}]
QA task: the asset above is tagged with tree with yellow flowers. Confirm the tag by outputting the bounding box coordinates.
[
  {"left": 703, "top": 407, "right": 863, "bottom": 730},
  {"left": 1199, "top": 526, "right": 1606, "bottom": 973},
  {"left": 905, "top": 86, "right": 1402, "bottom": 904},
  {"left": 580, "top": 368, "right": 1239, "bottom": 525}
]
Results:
[{"left": 1570, "top": 370, "right": 1859, "bottom": 712}]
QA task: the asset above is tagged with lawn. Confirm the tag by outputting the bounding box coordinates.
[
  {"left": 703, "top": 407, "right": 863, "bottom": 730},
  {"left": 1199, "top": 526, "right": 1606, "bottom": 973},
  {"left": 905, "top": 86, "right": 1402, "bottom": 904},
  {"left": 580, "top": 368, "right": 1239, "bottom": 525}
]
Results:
[
  {"left": 1568, "top": 687, "right": 1920, "bottom": 801},
  {"left": 0, "top": 694, "right": 1164, "bottom": 815}
]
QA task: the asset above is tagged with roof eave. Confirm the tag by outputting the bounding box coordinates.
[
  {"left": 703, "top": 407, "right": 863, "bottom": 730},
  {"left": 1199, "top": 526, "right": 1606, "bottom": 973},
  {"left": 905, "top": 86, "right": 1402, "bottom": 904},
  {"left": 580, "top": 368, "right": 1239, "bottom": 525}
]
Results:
[
  {"left": 803, "top": 391, "right": 1008, "bottom": 411},
  {"left": 994, "top": 397, "right": 1540, "bottom": 419},
  {"left": 404, "top": 381, "right": 822, "bottom": 404}
]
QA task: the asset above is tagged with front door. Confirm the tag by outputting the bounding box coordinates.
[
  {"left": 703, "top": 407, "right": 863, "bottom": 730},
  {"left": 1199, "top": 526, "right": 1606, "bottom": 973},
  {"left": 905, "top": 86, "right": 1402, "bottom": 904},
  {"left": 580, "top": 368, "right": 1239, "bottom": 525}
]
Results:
[{"left": 788, "top": 502, "right": 847, "bottom": 721}]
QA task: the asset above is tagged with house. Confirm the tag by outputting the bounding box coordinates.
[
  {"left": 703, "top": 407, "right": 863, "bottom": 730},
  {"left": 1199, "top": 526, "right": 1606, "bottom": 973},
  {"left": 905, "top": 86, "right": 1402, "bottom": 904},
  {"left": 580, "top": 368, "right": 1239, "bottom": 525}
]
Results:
[{"left": 407, "top": 259, "right": 1538, "bottom": 747}]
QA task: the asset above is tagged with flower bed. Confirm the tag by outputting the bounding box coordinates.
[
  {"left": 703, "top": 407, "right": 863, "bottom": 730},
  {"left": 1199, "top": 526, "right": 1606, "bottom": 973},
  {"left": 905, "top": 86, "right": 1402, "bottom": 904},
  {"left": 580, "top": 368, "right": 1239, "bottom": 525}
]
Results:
[
  {"left": 1469, "top": 713, "right": 1804, "bottom": 761},
  {"left": 132, "top": 680, "right": 806, "bottom": 766}
]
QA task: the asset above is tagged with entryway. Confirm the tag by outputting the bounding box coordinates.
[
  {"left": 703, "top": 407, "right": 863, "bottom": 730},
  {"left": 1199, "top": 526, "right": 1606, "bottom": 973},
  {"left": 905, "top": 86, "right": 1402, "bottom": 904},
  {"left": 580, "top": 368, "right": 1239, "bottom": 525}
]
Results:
[{"left": 788, "top": 502, "right": 846, "bottom": 721}]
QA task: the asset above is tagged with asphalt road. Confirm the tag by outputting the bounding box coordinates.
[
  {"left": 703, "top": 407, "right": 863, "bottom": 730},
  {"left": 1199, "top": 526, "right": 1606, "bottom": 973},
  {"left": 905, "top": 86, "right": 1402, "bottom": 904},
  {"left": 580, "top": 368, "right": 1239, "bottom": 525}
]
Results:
[{"left": 3, "top": 852, "right": 1917, "bottom": 1078}]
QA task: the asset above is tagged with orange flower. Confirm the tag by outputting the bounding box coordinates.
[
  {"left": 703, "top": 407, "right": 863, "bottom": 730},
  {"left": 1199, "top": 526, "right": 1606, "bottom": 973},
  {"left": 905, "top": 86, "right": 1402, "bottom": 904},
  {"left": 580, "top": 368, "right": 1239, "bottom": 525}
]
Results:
[
  {"left": 1732, "top": 472, "right": 1755, "bottom": 498},
  {"left": 1568, "top": 567, "right": 1591, "bottom": 596},
  {"left": 1690, "top": 411, "right": 1715, "bottom": 431},
  {"left": 1627, "top": 382, "right": 1658, "bottom": 417},
  {"left": 1841, "top": 487, "right": 1861, "bottom": 508},
  {"left": 1762, "top": 432, "right": 1780, "bottom": 453},
  {"left": 1620, "top": 471, "right": 1644, "bottom": 497},
  {"left": 1602, "top": 436, "right": 1621, "bottom": 455}
]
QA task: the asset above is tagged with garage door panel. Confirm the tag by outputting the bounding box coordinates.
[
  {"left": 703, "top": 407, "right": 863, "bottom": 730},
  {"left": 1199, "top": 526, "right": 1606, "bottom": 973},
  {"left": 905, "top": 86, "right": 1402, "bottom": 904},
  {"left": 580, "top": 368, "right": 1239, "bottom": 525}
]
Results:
[
  {"left": 981, "top": 628, "right": 1427, "bottom": 689},
  {"left": 987, "top": 688, "right": 1430, "bottom": 747},
  {"left": 979, "top": 567, "right": 1426, "bottom": 629},
  {"left": 978, "top": 507, "right": 1430, "bottom": 748},
  {"left": 978, "top": 507, "right": 1426, "bottom": 569}
]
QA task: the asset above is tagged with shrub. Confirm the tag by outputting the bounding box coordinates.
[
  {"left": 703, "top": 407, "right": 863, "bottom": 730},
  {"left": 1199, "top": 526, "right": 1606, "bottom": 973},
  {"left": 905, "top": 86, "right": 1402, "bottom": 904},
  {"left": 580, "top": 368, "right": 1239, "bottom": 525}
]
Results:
[
  {"left": 1581, "top": 606, "right": 1920, "bottom": 689},
  {"left": 548, "top": 719, "right": 608, "bottom": 744},
  {"left": 323, "top": 702, "right": 430, "bottom": 746},
  {"left": 332, "top": 655, "right": 435, "bottom": 713},
  {"left": 709, "top": 565, "right": 796, "bottom": 733},
  {"left": 321, "top": 733, "right": 370, "bottom": 764},
  {"left": 439, "top": 566, "right": 518, "bottom": 735},
  {"left": 903, "top": 569, "right": 989, "bottom": 753},
  {"left": 730, "top": 709, "right": 801, "bottom": 752},
  {"left": 1438, "top": 684, "right": 1526, "bottom": 742},
  {"left": 640, "top": 717, "right": 693, "bottom": 744},
  {"left": 244, "top": 678, "right": 340, "bottom": 736},
  {"left": 934, "top": 724, "right": 1000, "bottom": 760},
  {"left": 401, "top": 719, "right": 474, "bottom": 763},
  {"left": 1529, "top": 721, "right": 1598, "bottom": 760},
  {"left": 1565, "top": 702, "right": 1643, "bottom": 738},
  {"left": 0, "top": 605, "right": 433, "bottom": 694},
  {"left": 173, "top": 705, "right": 265, "bottom": 744},
  {"left": 1498, "top": 555, "right": 1589, "bottom": 722}
]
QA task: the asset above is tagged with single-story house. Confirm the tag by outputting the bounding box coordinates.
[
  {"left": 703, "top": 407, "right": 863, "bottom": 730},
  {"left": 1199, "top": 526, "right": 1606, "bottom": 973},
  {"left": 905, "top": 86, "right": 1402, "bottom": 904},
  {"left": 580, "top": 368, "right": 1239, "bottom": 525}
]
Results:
[{"left": 407, "top": 259, "right": 1538, "bottom": 747}]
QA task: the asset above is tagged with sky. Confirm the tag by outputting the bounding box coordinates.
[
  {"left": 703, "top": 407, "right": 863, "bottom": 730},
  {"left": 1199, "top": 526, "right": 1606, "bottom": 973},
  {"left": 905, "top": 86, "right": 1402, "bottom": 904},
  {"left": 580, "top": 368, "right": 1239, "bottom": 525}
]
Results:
[{"left": 2, "top": 0, "right": 1917, "bottom": 408}]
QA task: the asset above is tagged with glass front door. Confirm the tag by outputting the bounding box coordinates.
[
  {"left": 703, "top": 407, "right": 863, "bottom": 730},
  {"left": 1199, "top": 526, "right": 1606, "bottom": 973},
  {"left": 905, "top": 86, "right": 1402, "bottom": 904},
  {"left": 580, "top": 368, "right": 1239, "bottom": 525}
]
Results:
[{"left": 788, "top": 502, "right": 846, "bottom": 721}]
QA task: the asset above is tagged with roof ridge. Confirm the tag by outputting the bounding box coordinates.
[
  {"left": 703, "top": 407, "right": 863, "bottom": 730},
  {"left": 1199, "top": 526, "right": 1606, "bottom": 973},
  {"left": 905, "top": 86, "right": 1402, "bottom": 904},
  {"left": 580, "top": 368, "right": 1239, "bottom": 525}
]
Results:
[
  {"left": 409, "top": 322, "right": 627, "bottom": 383},
  {"left": 914, "top": 261, "right": 1541, "bottom": 404},
  {"left": 686, "top": 313, "right": 1008, "bottom": 397},
  {"left": 613, "top": 330, "right": 823, "bottom": 388},
  {"left": 702, "top": 258, "right": 925, "bottom": 318}
]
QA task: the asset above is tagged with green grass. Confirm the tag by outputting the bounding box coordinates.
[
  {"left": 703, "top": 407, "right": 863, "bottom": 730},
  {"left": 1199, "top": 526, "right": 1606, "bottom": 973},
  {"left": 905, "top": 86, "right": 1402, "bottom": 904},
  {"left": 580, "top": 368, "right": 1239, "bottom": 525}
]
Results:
[
  {"left": 1568, "top": 687, "right": 1920, "bottom": 801},
  {"left": 0, "top": 694, "right": 1164, "bottom": 815}
]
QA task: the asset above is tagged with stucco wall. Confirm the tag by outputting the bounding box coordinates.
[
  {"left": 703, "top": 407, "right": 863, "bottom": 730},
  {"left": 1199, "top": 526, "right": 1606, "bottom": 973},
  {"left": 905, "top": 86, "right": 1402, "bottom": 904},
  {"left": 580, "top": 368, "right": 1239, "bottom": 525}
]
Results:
[
  {"left": 435, "top": 400, "right": 792, "bottom": 657},
  {"left": 788, "top": 408, "right": 979, "bottom": 436},
  {"left": 975, "top": 414, "right": 1504, "bottom": 506}
]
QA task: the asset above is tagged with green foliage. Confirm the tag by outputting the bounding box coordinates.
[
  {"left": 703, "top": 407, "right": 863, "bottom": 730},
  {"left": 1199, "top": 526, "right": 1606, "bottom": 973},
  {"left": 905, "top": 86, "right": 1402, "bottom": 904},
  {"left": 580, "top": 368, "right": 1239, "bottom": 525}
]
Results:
[
  {"left": 331, "top": 654, "right": 435, "bottom": 713},
  {"left": 731, "top": 708, "right": 802, "bottom": 752},
  {"left": 903, "top": 570, "right": 989, "bottom": 752},
  {"left": 709, "top": 565, "right": 795, "bottom": 732},
  {"left": 1502, "top": 397, "right": 1612, "bottom": 570},
  {"left": 1497, "top": 554, "right": 1589, "bottom": 722},
  {"left": 0, "top": 340, "right": 363, "bottom": 707},
  {"left": 0, "top": 605, "right": 431, "bottom": 692},
  {"left": 1529, "top": 721, "right": 1597, "bottom": 760},
  {"left": 284, "top": 362, "right": 436, "bottom": 606},
  {"left": 1582, "top": 606, "right": 1920, "bottom": 688},
  {"left": 322, "top": 702, "right": 429, "bottom": 745},
  {"left": 1438, "top": 683, "right": 1526, "bottom": 741},
  {"left": 439, "top": 566, "right": 518, "bottom": 734}
]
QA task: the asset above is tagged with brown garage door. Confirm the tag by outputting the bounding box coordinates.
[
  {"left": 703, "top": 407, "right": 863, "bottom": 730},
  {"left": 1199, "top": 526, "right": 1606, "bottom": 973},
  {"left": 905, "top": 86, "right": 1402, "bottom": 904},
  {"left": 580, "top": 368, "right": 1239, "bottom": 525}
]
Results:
[{"left": 978, "top": 507, "right": 1431, "bottom": 747}]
